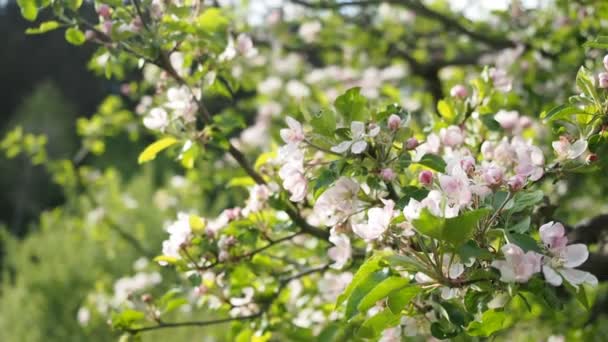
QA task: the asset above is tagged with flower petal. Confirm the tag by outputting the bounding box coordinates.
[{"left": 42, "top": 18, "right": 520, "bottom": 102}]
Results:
[
  {"left": 559, "top": 268, "right": 590, "bottom": 286},
  {"left": 563, "top": 244, "right": 589, "bottom": 268},
  {"left": 543, "top": 265, "right": 562, "bottom": 286},
  {"left": 351, "top": 140, "right": 368, "bottom": 154},
  {"left": 568, "top": 140, "right": 588, "bottom": 159},
  {"left": 331, "top": 141, "right": 352, "bottom": 153},
  {"left": 350, "top": 121, "right": 365, "bottom": 138}
]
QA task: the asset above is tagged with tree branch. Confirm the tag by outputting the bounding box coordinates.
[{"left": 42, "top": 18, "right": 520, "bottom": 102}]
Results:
[{"left": 126, "top": 264, "right": 330, "bottom": 334}]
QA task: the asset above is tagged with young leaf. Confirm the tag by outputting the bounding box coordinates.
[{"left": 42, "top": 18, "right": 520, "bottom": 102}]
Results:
[
  {"left": 344, "top": 269, "right": 389, "bottom": 319},
  {"left": 334, "top": 87, "right": 368, "bottom": 123},
  {"left": 65, "top": 27, "right": 86, "bottom": 46},
  {"left": 25, "top": 21, "right": 60, "bottom": 35},
  {"left": 138, "top": 137, "right": 179, "bottom": 164},
  {"left": 357, "top": 277, "right": 410, "bottom": 313},
  {"left": 310, "top": 109, "right": 337, "bottom": 137},
  {"left": 386, "top": 286, "right": 422, "bottom": 314},
  {"left": 466, "top": 310, "right": 511, "bottom": 337},
  {"left": 417, "top": 154, "right": 446, "bottom": 173},
  {"left": 336, "top": 255, "right": 384, "bottom": 307}
]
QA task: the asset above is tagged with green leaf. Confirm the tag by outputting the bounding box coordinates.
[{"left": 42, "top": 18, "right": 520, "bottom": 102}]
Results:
[
  {"left": 163, "top": 298, "right": 188, "bottom": 314},
  {"left": 508, "top": 216, "right": 530, "bottom": 234},
  {"left": 25, "top": 21, "right": 60, "bottom": 34},
  {"left": 336, "top": 255, "right": 384, "bottom": 307},
  {"left": 443, "top": 208, "right": 492, "bottom": 246},
  {"left": 310, "top": 109, "right": 337, "bottom": 137},
  {"left": 111, "top": 309, "right": 146, "bottom": 330},
  {"left": 357, "top": 277, "right": 410, "bottom": 313},
  {"left": 359, "top": 309, "right": 401, "bottom": 338},
  {"left": 575, "top": 66, "right": 601, "bottom": 106},
  {"left": 481, "top": 115, "right": 501, "bottom": 131},
  {"left": 583, "top": 36, "right": 608, "bottom": 49},
  {"left": 65, "top": 0, "right": 83, "bottom": 10},
  {"left": 138, "top": 137, "right": 179, "bottom": 164},
  {"left": 411, "top": 208, "right": 446, "bottom": 241},
  {"left": 417, "top": 154, "right": 446, "bottom": 172},
  {"left": 510, "top": 190, "right": 543, "bottom": 213},
  {"left": 412, "top": 208, "right": 491, "bottom": 246},
  {"left": 386, "top": 286, "right": 421, "bottom": 314},
  {"left": 505, "top": 231, "right": 541, "bottom": 252},
  {"left": 467, "top": 310, "right": 511, "bottom": 337},
  {"left": 345, "top": 269, "right": 389, "bottom": 319},
  {"left": 334, "top": 87, "right": 368, "bottom": 122},
  {"left": 458, "top": 241, "right": 493, "bottom": 261},
  {"left": 437, "top": 99, "right": 457, "bottom": 123},
  {"left": 17, "top": 0, "right": 37, "bottom": 21},
  {"left": 65, "top": 27, "right": 86, "bottom": 46},
  {"left": 541, "top": 104, "right": 588, "bottom": 122},
  {"left": 197, "top": 8, "right": 229, "bottom": 32}
]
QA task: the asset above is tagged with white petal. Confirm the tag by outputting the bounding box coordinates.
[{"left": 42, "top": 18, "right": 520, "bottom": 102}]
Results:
[
  {"left": 491, "top": 260, "right": 516, "bottom": 283},
  {"left": 559, "top": 268, "right": 590, "bottom": 286},
  {"left": 331, "top": 141, "right": 352, "bottom": 153},
  {"left": 351, "top": 140, "right": 368, "bottom": 154},
  {"left": 368, "top": 125, "right": 380, "bottom": 137},
  {"left": 448, "top": 262, "right": 464, "bottom": 279},
  {"left": 563, "top": 244, "right": 589, "bottom": 268},
  {"left": 543, "top": 265, "right": 562, "bottom": 286},
  {"left": 568, "top": 140, "right": 587, "bottom": 159},
  {"left": 350, "top": 121, "right": 366, "bottom": 138}
]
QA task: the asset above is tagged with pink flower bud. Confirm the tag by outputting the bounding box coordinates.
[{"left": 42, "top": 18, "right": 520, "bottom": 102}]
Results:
[
  {"left": 141, "top": 294, "right": 153, "bottom": 303},
  {"left": 103, "top": 21, "right": 113, "bottom": 35},
  {"left": 120, "top": 84, "right": 131, "bottom": 96},
  {"left": 225, "top": 207, "right": 241, "bottom": 221},
  {"left": 599, "top": 72, "right": 608, "bottom": 89},
  {"left": 450, "top": 84, "right": 468, "bottom": 99},
  {"left": 380, "top": 168, "right": 396, "bottom": 181},
  {"left": 508, "top": 175, "right": 525, "bottom": 192},
  {"left": 586, "top": 153, "right": 598, "bottom": 164},
  {"left": 603, "top": 55, "right": 608, "bottom": 71},
  {"left": 405, "top": 137, "right": 419, "bottom": 150},
  {"left": 460, "top": 156, "right": 476, "bottom": 175},
  {"left": 97, "top": 4, "right": 111, "bottom": 19},
  {"left": 387, "top": 114, "right": 401, "bottom": 131},
  {"left": 194, "top": 285, "right": 208, "bottom": 296},
  {"left": 419, "top": 170, "right": 433, "bottom": 186},
  {"left": 84, "top": 30, "right": 96, "bottom": 41}
]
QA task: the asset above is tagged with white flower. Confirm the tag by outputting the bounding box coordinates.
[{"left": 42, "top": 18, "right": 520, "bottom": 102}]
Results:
[
  {"left": 352, "top": 199, "right": 395, "bottom": 240},
  {"left": 280, "top": 116, "right": 304, "bottom": 144},
  {"left": 403, "top": 190, "right": 458, "bottom": 221},
  {"left": 229, "top": 287, "right": 254, "bottom": 306},
  {"left": 489, "top": 67, "right": 512, "bottom": 92},
  {"left": 413, "top": 133, "right": 440, "bottom": 161},
  {"left": 539, "top": 222, "right": 598, "bottom": 288},
  {"left": 77, "top": 307, "right": 91, "bottom": 326},
  {"left": 328, "top": 230, "right": 351, "bottom": 269},
  {"left": 258, "top": 77, "right": 282, "bottom": 95},
  {"left": 313, "top": 177, "right": 360, "bottom": 226},
  {"left": 552, "top": 137, "right": 587, "bottom": 160},
  {"left": 331, "top": 121, "right": 378, "bottom": 154},
  {"left": 160, "top": 212, "right": 193, "bottom": 264},
  {"left": 491, "top": 243, "right": 542, "bottom": 283},
  {"left": 278, "top": 142, "right": 307, "bottom": 203},
  {"left": 439, "top": 125, "right": 464, "bottom": 147},
  {"left": 319, "top": 272, "right": 353, "bottom": 302},
  {"left": 286, "top": 80, "right": 311, "bottom": 99},
  {"left": 298, "top": 21, "right": 322, "bottom": 43},
  {"left": 494, "top": 110, "right": 520, "bottom": 131},
  {"left": 143, "top": 107, "right": 169, "bottom": 131},
  {"left": 235, "top": 33, "right": 257, "bottom": 58},
  {"left": 243, "top": 185, "right": 271, "bottom": 215},
  {"left": 439, "top": 165, "right": 472, "bottom": 206},
  {"left": 166, "top": 86, "right": 197, "bottom": 122}
]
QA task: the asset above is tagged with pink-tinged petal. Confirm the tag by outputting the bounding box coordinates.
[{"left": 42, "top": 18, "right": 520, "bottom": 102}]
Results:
[
  {"left": 491, "top": 260, "right": 517, "bottom": 283},
  {"left": 331, "top": 141, "right": 352, "bottom": 153},
  {"left": 543, "top": 265, "right": 562, "bottom": 286},
  {"left": 415, "top": 272, "right": 434, "bottom": 284},
  {"left": 351, "top": 140, "right": 368, "bottom": 154},
  {"left": 501, "top": 243, "right": 524, "bottom": 264},
  {"left": 448, "top": 262, "right": 464, "bottom": 279},
  {"left": 558, "top": 268, "right": 590, "bottom": 286},
  {"left": 539, "top": 222, "right": 565, "bottom": 247},
  {"left": 584, "top": 273, "right": 599, "bottom": 286},
  {"left": 563, "top": 244, "right": 589, "bottom": 268}
]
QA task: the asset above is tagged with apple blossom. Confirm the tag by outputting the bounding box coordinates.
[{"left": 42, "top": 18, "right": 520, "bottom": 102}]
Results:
[
  {"left": 491, "top": 243, "right": 542, "bottom": 283},
  {"left": 298, "top": 21, "right": 322, "bottom": 43},
  {"left": 314, "top": 177, "right": 360, "bottom": 226},
  {"left": 352, "top": 199, "right": 395, "bottom": 240},
  {"left": 599, "top": 72, "right": 608, "bottom": 88},
  {"left": 603, "top": 55, "right": 608, "bottom": 71},
  {"left": 97, "top": 4, "right": 111, "bottom": 18},
  {"left": 280, "top": 116, "right": 304, "bottom": 144},
  {"left": 418, "top": 170, "right": 433, "bottom": 186},
  {"left": 328, "top": 230, "right": 352, "bottom": 269},
  {"left": 143, "top": 107, "right": 169, "bottom": 131},
  {"left": 439, "top": 165, "right": 472, "bottom": 206},
  {"left": 159, "top": 212, "right": 193, "bottom": 265},
  {"left": 489, "top": 67, "right": 512, "bottom": 92},
  {"left": 439, "top": 125, "right": 465, "bottom": 147},
  {"left": 405, "top": 137, "right": 419, "bottom": 150},
  {"left": 552, "top": 137, "right": 588, "bottom": 160},
  {"left": 380, "top": 167, "right": 396, "bottom": 181},
  {"left": 539, "top": 222, "right": 598, "bottom": 287},
  {"left": 450, "top": 84, "right": 468, "bottom": 98},
  {"left": 331, "top": 121, "right": 378, "bottom": 154},
  {"left": 387, "top": 114, "right": 401, "bottom": 131}
]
